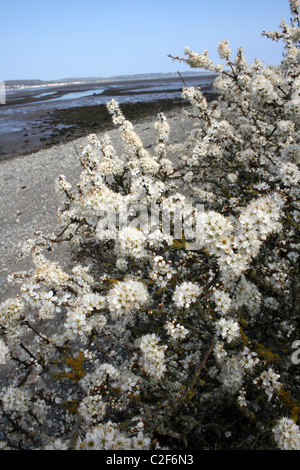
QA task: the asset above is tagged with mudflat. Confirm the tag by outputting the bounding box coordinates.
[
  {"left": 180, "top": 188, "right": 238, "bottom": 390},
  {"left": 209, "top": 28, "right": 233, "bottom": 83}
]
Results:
[{"left": 1, "top": 74, "right": 216, "bottom": 159}]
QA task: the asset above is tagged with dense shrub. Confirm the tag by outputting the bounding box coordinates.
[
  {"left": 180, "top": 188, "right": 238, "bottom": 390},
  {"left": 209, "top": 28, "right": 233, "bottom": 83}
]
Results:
[{"left": 0, "top": 0, "right": 299, "bottom": 450}]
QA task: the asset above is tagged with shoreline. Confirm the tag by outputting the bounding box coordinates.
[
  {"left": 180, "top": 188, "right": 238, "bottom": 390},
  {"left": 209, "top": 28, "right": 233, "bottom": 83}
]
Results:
[
  {"left": 0, "top": 85, "right": 217, "bottom": 162},
  {"left": 0, "top": 97, "right": 190, "bottom": 162}
]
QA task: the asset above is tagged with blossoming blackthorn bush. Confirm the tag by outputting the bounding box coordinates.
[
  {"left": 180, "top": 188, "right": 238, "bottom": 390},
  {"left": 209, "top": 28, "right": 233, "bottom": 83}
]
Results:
[{"left": 0, "top": 0, "right": 300, "bottom": 450}]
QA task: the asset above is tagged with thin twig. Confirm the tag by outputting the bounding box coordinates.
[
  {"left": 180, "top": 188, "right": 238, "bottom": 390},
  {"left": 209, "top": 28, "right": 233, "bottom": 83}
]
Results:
[
  {"left": 177, "top": 71, "right": 187, "bottom": 88},
  {"left": 179, "top": 339, "right": 215, "bottom": 404}
]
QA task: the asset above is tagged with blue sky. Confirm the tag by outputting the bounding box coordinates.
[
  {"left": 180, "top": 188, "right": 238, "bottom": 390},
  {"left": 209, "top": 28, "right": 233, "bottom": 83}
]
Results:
[{"left": 0, "top": 0, "right": 292, "bottom": 81}]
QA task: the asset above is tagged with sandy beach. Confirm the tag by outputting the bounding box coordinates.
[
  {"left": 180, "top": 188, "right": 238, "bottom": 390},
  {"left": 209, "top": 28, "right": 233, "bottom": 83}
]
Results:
[{"left": 0, "top": 106, "right": 196, "bottom": 300}]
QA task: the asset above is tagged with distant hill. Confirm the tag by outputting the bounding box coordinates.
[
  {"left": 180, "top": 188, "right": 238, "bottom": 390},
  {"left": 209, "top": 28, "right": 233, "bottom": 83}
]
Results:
[
  {"left": 5, "top": 79, "right": 45, "bottom": 88},
  {"left": 4, "top": 77, "right": 105, "bottom": 90}
]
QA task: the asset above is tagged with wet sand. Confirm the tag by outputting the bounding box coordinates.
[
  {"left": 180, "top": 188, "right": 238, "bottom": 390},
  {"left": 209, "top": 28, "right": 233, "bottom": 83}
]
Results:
[
  {"left": 0, "top": 97, "right": 188, "bottom": 159},
  {"left": 0, "top": 75, "right": 216, "bottom": 159}
]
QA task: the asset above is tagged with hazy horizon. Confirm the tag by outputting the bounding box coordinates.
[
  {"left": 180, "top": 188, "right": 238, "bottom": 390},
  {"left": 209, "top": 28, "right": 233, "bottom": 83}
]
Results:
[{"left": 4, "top": 70, "right": 216, "bottom": 84}]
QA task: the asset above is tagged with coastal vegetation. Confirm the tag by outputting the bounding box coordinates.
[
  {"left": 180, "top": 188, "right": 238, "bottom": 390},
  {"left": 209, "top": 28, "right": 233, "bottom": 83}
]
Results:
[{"left": 0, "top": 0, "right": 299, "bottom": 450}]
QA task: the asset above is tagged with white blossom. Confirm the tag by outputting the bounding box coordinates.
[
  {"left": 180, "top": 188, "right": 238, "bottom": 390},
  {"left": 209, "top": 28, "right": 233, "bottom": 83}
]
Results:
[
  {"left": 215, "top": 318, "right": 240, "bottom": 343},
  {"left": 172, "top": 282, "right": 202, "bottom": 308},
  {"left": 76, "top": 421, "right": 152, "bottom": 450},
  {"left": 107, "top": 279, "right": 149, "bottom": 319},
  {"left": 165, "top": 320, "right": 189, "bottom": 340},
  {"left": 255, "top": 368, "right": 282, "bottom": 401},
  {"left": 138, "top": 333, "right": 167, "bottom": 379},
  {"left": 0, "top": 339, "right": 9, "bottom": 364},
  {"left": 273, "top": 417, "right": 300, "bottom": 450}
]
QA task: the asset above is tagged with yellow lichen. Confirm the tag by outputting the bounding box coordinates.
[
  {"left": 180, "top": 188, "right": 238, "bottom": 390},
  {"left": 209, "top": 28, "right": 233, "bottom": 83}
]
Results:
[
  {"left": 256, "top": 343, "right": 282, "bottom": 363},
  {"left": 61, "top": 350, "right": 86, "bottom": 382},
  {"left": 277, "top": 389, "right": 300, "bottom": 422}
]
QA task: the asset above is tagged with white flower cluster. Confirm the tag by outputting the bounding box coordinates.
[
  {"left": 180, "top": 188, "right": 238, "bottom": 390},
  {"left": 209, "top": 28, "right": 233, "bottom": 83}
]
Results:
[
  {"left": 215, "top": 318, "right": 240, "bottom": 344},
  {"left": 76, "top": 421, "right": 152, "bottom": 450},
  {"left": 172, "top": 281, "right": 202, "bottom": 308},
  {"left": 218, "top": 39, "right": 231, "bottom": 61},
  {"left": 278, "top": 161, "right": 300, "bottom": 186},
  {"left": 165, "top": 320, "right": 189, "bottom": 340},
  {"left": 138, "top": 333, "right": 167, "bottom": 379},
  {"left": 1, "top": 385, "right": 32, "bottom": 416},
  {"left": 107, "top": 279, "right": 149, "bottom": 319},
  {"left": 183, "top": 46, "right": 218, "bottom": 72},
  {"left": 211, "top": 289, "right": 232, "bottom": 314},
  {"left": 217, "top": 347, "right": 259, "bottom": 393},
  {"left": 233, "top": 276, "right": 262, "bottom": 315},
  {"left": 55, "top": 174, "right": 72, "bottom": 194},
  {"left": 182, "top": 86, "right": 208, "bottom": 110},
  {"left": 106, "top": 99, "right": 125, "bottom": 126},
  {"left": 197, "top": 211, "right": 233, "bottom": 256},
  {"left": 116, "top": 226, "right": 147, "bottom": 259},
  {"left": 195, "top": 192, "right": 285, "bottom": 286},
  {"left": 251, "top": 74, "right": 278, "bottom": 105},
  {"left": 234, "top": 193, "right": 284, "bottom": 253},
  {"left": 154, "top": 112, "right": 170, "bottom": 161},
  {"left": 0, "top": 296, "right": 24, "bottom": 327},
  {"left": 43, "top": 438, "right": 70, "bottom": 450},
  {"left": 0, "top": 0, "right": 299, "bottom": 450},
  {"left": 272, "top": 417, "right": 300, "bottom": 450},
  {"left": 149, "top": 255, "right": 176, "bottom": 288},
  {"left": 0, "top": 339, "right": 9, "bottom": 364},
  {"left": 97, "top": 133, "right": 124, "bottom": 176},
  {"left": 80, "top": 363, "right": 140, "bottom": 401},
  {"left": 78, "top": 394, "right": 106, "bottom": 425},
  {"left": 254, "top": 368, "right": 282, "bottom": 401},
  {"left": 208, "top": 194, "right": 283, "bottom": 265}
]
